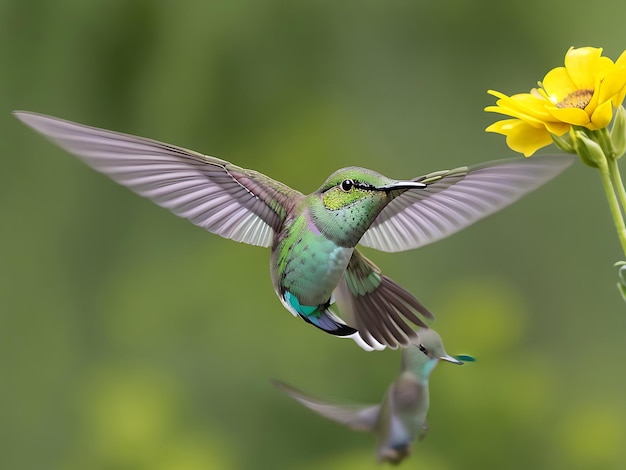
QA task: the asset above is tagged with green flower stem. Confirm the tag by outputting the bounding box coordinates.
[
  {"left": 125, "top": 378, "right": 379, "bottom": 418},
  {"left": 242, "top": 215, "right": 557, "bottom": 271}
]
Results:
[
  {"left": 608, "top": 158, "right": 626, "bottom": 218},
  {"left": 597, "top": 155, "right": 626, "bottom": 256},
  {"left": 597, "top": 127, "right": 618, "bottom": 159}
]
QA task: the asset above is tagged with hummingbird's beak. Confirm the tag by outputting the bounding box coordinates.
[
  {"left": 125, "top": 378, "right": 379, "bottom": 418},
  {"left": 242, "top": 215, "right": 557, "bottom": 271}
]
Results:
[
  {"left": 438, "top": 354, "right": 465, "bottom": 365},
  {"left": 377, "top": 181, "right": 427, "bottom": 192}
]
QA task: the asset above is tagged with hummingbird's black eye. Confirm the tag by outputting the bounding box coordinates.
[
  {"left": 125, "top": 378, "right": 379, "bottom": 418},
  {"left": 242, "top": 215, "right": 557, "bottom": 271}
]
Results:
[
  {"left": 418, "top": 344, "right": 428, "bottom": 355},
  {"left": 340, "top": 179, "right": 354, "bottom": 191}
]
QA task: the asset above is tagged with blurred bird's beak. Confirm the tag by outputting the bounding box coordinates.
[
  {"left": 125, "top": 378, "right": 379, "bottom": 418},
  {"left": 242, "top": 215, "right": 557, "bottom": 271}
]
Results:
[{"left": 439, "top": 354, "right": 465, "bottom": 365}]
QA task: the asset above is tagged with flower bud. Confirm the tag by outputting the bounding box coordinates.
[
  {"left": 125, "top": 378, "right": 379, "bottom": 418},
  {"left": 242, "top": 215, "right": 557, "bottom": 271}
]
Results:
[
  {"left": 610, "top": 105, "right": 626, "bottom": 159},
  {"left": 551, "top": 132, "right": 575, "bottom": 154},
  {"left": 573, "top": 131, "right": 605, "bottom": 167}
]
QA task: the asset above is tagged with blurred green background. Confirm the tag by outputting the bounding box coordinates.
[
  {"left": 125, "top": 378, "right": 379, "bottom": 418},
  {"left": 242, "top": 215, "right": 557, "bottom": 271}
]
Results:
[{"left": 2, "top": 1, "right": 626, "bottom": 469}]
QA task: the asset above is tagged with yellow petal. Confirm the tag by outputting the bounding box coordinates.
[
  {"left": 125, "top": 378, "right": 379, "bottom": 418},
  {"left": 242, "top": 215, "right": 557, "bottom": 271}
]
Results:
[
  {"left": 485, "top": 90, "right": 554, "bottom": 124},
  {"left": 563, "top": 46, "right": 605, "bottom": 90},
  {"left": 507, "top": 93, "right": 554, "bottom": 120},
  {"left": 485, "top": 105, "right": 546, "bottom": 128},
  {"left": 487, "top": 89, "right": 509, "bottom": 100},
  {"left": 486, "top": 119, "right": 553, "bottom": 156},
  {"left": 596, "top": 56, "right": 616, "bottom": 77},
  {"left": 547, "top": 105, "right": 591, "bottom": 126},
  {"left": 584, "top": 77, "right": 603, "bottom": 114},
  {"left": 543, "top": 120, "right": 571, "bottom": 135},
  {"left": 611, "top": 52, "right": 626, "bottom": 107},
  {"left": 600, "top": 50, "right": 626, "bottom": 104},
  {"left": 485, "top": 119, "right": 518, "bottom": 135},
  {"left": 488, "top": 90, "right": 550, "bottom": 115},
  {"left": 542, "top": 67, "right": 577, "bottom": 102},
  {"left": 589, "top": 99, "right": 614, "bottom": 129},
  {"left": 613, "top": 86, "right": 626, "bottom": 109}
]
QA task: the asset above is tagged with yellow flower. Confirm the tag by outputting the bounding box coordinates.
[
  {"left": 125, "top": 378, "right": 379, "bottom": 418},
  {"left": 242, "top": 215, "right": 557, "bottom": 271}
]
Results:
[{"left": 486, "top": 47, "right": 626, "bottom": 156}]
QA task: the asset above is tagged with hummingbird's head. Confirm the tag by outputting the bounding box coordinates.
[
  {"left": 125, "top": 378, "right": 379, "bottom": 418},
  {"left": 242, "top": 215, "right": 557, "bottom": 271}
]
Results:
[
  {"left": 403, "top": 328, "right": 467, "bottom": 378},
  {"left": 309, "top": 167, "right": 426, "bottom": 247}
]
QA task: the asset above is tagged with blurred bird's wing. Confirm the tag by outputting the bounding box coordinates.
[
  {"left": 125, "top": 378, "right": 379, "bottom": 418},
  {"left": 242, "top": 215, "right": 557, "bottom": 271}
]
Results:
[
  {"left": 14, "top": 111, "right": 302, "bottom": 247},
  {"left": 273, "top": 380, "right": 380, "bottom": 432},
  {"left": 333, "top": 249, "right": 432, "bottom": 349},
  {"left": 359, "top": 155, "right": 574, "bottom": 252}
]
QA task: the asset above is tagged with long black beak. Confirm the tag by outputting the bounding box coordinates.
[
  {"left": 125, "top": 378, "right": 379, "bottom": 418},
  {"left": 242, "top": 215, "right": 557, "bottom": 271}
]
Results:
[{"left": 377, "top": 181, "right": 427, "bottom": 192}]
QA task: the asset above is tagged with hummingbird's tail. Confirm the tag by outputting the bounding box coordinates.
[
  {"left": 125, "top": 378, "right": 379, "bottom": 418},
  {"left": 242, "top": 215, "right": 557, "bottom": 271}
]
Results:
[
  {"left": 281, "top": 291, "right": 383, "bottom": 351},
  {"left": 299, "top": 308, "right": 357, "bottom": 337},
  {"left": 299, "top": 308, "right": 386, "bottom": 351}
]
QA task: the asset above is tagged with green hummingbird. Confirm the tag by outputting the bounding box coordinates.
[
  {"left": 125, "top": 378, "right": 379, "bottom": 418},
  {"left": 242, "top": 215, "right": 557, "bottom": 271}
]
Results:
[
  {"left": 13, "top": 111, "right": 572, "bottom": 350},
  {"left": 274, "top": 328, "right": 474, "bottom": 464}
]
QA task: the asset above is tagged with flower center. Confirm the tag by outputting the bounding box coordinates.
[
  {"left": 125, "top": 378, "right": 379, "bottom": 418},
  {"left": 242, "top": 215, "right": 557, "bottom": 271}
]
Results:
[{"left": 556, "top": 89, "right": 594, "bottom": 109}]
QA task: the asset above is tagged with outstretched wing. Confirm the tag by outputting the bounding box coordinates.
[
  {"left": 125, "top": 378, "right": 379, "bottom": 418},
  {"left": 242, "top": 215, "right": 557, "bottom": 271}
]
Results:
[
  {"left": 359, "top": 155, "right": 574, "bottom": 252},
  {"left": 333, "top": 249, "right": 433, "bottom": 349},
  {"left": 273, "top": 380, "right": 380, "bottom": 432},
  {"left": 14, "top": 111, "right": 302, "bottom": 247}
]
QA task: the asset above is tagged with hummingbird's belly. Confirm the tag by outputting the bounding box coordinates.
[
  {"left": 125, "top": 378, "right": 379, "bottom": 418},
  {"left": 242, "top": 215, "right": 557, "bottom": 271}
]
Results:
[{"left": 273, "top": 234, "right": 353, "bottom": 307}]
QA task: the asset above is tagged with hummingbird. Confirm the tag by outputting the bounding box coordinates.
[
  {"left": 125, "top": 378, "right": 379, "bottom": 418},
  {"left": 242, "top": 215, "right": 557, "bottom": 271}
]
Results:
[
  {"left": 274, "top": 328, "right": 474, "bottom": 464},
  {"left": 13, "top": 111, "right": 573, "bottom": 350}
]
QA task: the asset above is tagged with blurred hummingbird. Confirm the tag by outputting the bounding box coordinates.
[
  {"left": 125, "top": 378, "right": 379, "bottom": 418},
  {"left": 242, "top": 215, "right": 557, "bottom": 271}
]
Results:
[
  {"left": 13, "top": 111, "right": 573, "bottom": 350},
  {"left": 274, "top": 328, "right": 474, "bottom": 464}
]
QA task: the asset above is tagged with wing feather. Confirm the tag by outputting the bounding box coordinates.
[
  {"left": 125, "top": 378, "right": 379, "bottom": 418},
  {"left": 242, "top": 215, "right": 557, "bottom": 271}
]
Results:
[
  {"left": 360, "top": 155, "right": 574, "bottom": 252},
  {"left": 14, "top": 111, "right": 302, "bottom": 247},
  {"left": 334, "top": 250, "right": 432, "bottom": 349},
  {"left": 273, "top": 380, "right": 380, "bottom": 432}
]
